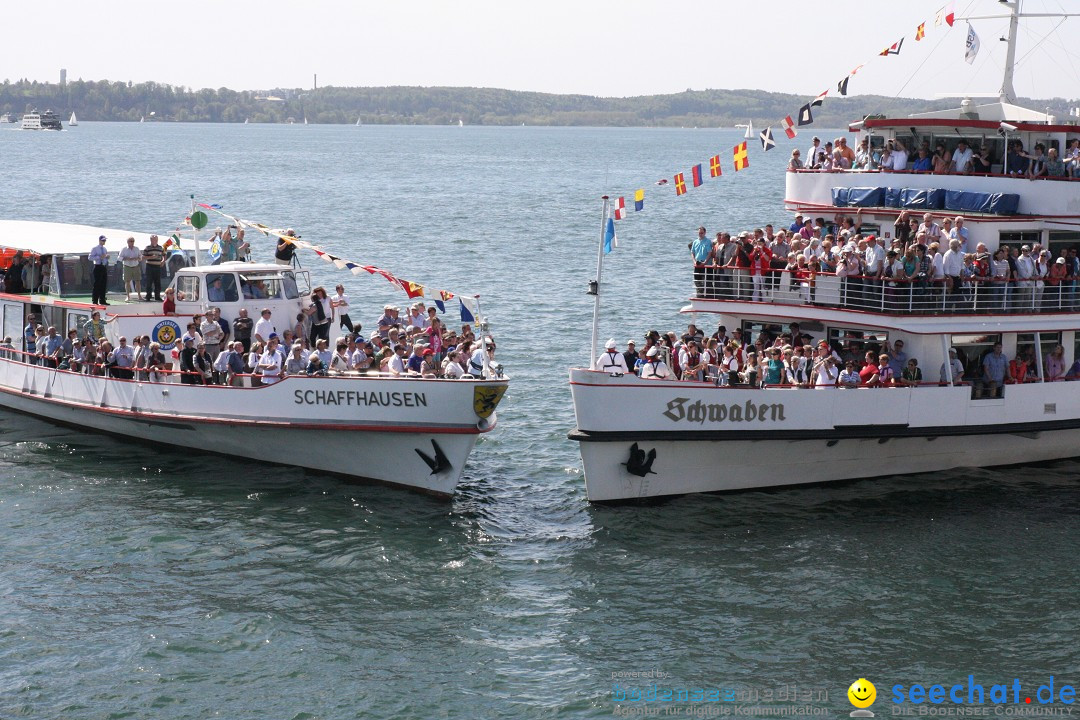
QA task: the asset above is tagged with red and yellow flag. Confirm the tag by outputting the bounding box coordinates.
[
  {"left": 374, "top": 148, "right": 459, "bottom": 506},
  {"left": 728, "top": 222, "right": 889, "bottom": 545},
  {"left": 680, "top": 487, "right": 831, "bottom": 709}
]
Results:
[
  {"left": 399, "top": 280, "right": 425, "bottom": 298},
  {"left": 709, "top": 154, "right": 722, "bottom": 178},
  {"left": 674, "top": 172, "right": 687, "bottom": 196},
  {"left": 733, "top": 142, "right": 749, "bottom": 171},
  {"left": 915, "top": 22, "right": 926, "bottom": 40}
]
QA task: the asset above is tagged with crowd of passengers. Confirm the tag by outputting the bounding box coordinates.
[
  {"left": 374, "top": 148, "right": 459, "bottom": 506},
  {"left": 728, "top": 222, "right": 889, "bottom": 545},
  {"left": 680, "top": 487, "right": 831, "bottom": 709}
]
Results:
[
  {"left": 690, "top": 212, "right": 1080, "bottom": 310},
  {"left": 789, "top": 135, "right": 1080, "bottom": 178},
  {"left": 9, "top": 295, "right": 497, "bottom": 386},
  {"left": 596, "top": 322, "right": 1079, "bottom": 397}
]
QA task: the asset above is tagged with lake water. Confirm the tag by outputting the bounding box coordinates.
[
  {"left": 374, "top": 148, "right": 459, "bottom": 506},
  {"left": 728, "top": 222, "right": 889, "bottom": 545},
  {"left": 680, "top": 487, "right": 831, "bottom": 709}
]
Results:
[{"left": 1, "top": 123, "right": 1078, "bottom": 719}]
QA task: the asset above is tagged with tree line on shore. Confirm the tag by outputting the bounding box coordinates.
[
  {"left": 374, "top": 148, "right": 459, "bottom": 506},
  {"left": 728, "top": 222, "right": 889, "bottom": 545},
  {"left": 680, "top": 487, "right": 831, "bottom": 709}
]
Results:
[{"left": 0, "top": 78, "right": 1074, "bottom": 127}]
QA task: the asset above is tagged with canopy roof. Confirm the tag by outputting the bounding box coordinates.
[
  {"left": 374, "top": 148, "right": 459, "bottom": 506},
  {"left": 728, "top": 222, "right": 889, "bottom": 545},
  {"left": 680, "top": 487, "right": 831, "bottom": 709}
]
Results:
[{"left": 0, "top": 220, "right": 163, "bottom": 256}]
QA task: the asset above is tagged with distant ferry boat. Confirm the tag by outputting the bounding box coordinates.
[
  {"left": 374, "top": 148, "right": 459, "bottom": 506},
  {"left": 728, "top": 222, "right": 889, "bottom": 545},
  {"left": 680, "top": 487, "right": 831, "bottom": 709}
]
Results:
[
  {"left": 20, "top": 109, "right": 63, "bottom": 131},
  {"left": 0, "top": 113, "right": 13, "bottom": 124}
]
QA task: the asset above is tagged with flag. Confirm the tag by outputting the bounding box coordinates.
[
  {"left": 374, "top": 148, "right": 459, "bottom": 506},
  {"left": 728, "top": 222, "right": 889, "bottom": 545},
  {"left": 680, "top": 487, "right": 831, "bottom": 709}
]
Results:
[
  {"left": 434, "top": 298, "right": 445, "bottom": 313},
  {"left": 634, "top": 188, "right": 644, "bottom": 211},
  {"left": 798, "top": 104, "right": 814, "bottom": 126},
  {"left": 197, "top": 202, "right": 223, "bottom": 210},
  {"left": 781, "top": 115, "right": 797, "bottom": 139},
  {"left": 674, "top": 172, "right": 687, "bottom": 196},
  {"left": 655, "top": 178, "right": 668, "bottom": 186},
  {"left": 733, "top": 141, "right": 749, "bottom": 171},
  {"left": 935, "top": 6, "right": 945, "bottom": 25},
  {"left": 811, "top": 90, "right": 827, "bottom": 108},
  {"left": 880, "top": 38, "right": 904, "bottom": 56},
  {"left": 614, "top": 196, "right": 626, "bottom": 220},
  {"left": 946, "top": 3, "right": 955, "bottom": 26},
  {"left": 691, "top": 164, "right": 703, "bottom": 187},
  {"left": 603, "top": 217, "right": 618, "bottom": 255},
  {"left": 208, "top": 239, "right": 222, "bottom": 262},
  {"left": 709, "top": 154, "right": 723, "bottom": 177},
  {"left": 837, "top": 77, "right": 850, "bottom": 96},
  {"left": 916, "top": 22, "right": 926, "bottom": 41},
  {"left": 851, "top": 63, "right": 864, "bottom": 75},
  {"left": 460, "top": 299, "right": 476, "bottom": 323},
  {"left": 400, "top": 280, "right": 425, "bottom": 298},
  {"left": 965, "top": 23, "right": 980, "bottom": 64},
  {"left": 759, "top": 127, "right": 775, "bottom": 152}
]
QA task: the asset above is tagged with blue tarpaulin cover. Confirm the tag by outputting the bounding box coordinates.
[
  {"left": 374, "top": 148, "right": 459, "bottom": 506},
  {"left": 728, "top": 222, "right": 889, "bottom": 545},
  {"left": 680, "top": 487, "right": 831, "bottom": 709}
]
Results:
[{"left": 899, "top": 188, "right": 945, "bottom": 210}]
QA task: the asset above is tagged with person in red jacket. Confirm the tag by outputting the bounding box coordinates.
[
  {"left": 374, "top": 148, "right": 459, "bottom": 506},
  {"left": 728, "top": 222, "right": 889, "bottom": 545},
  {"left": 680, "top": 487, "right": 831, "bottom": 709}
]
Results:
[{"left": 749, "top": 238, "right": 773, "bottom": 302}]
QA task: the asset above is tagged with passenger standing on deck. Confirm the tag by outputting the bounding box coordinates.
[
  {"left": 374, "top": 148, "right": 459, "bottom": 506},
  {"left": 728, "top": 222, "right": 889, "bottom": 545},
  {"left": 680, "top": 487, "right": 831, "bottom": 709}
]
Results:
[
  {"left": 597, "top": 338, "right": 629, "bottom": 373},
  {"left": 306, "top": 287, "right": 334, "bottom": 346},
  {"left": 274, "top": 230, "right": 297, "bottom": 266},
  {"left": 331, "top": 284, "right": 354, "bottom": 333},
  {"left": 254, "top": 308, "right": 276, "bottom": 345},
  {"left": 639, "top": 346, "right": 670, "bottom": 380},
  {"left": 89, "top": 235, "right": 109, "bottom": 305},
  {"left": 690, "top": 227, "right": 713, "bottom": 297},
  {"left": 142, "top": 235, "right": 165, "bottom": 301},
  {"left": 118, "top": 237, "right": 143, "bottom": 302}
]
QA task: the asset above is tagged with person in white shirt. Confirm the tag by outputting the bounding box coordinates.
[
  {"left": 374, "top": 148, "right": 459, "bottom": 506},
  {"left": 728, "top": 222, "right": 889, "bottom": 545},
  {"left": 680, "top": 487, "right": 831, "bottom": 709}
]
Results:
[
  {"left": 639, "top": 346, "right": 670, "bottom": 380},
  {"left": 951, "top": 140, "right": 974, "bottom": 174},
  {"left": 885, "top": 139, "right": 909, "bottom": 171},
  {"left": 1014, "top": 245, "right": 1036, "bottom": 309},
  {"left": 350, "top": 340, "right": 371, "bottom": 371},
  {"left": 942, "top": 239, "right": 965, "bottom": 306},
  {"left": 257, "top": 338, "right": 284, "bottom": 385},
  {"left": 596, "top": 338, "right": 629, "bottom": 373},
  {"left": 388, "top": 345, "right": 408, "bottom": 376},
  {"left": 811, "top": 345, "right": 839, "bottom": 388},
  {"left": 330, "top": 284, "right": 354, "bottom": 333},
  {"left": 116, "top": 237, "right": 144, "bottom": 301},
  {"left": 443, "top": 351, "right": 466, "bottom": 379},
  {"left": 253, "top": 308, "right": 276, "bottom": 344},
  {"left": 310, "top": 338, "right": 332, "bottom": 368},
  {"left": 918, "top": 213, "right": 942, "bottom": 243},
  {"left": 940, "top": 348, "right": 965, "bottom": 385}
]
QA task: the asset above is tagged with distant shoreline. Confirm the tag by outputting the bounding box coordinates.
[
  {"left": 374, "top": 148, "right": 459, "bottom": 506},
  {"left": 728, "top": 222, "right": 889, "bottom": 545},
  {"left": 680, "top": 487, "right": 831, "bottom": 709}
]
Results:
[{"left": 2, "top": 79, "right": 1076, "bottom": 128}]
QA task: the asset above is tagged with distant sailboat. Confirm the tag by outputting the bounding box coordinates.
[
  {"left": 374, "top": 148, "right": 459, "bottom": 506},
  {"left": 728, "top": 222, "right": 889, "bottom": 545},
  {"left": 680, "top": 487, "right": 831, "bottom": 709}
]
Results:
[
  {"left": 304, "top": 117, "right": 309, "bottom": 125},
  {"left": 140, "top": 116, "right": 145, "bottom": 123},
  {"left": 458, "top": 118, "right": 464, "bottom": 127},
  {"left": 69, "top": 112, "right": 78, "bottom": 127},
  {"left": 735, "top": 121, "right": 753, "bottom": 139},
  {"left": 356, "top": 117, "right": 362, "bottom": 126}
]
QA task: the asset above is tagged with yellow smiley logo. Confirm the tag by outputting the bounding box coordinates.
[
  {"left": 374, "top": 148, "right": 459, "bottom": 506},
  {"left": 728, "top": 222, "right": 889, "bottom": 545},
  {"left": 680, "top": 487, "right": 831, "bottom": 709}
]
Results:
[{"left": 848, "top": 678, "right": 877, "bottom": 709}]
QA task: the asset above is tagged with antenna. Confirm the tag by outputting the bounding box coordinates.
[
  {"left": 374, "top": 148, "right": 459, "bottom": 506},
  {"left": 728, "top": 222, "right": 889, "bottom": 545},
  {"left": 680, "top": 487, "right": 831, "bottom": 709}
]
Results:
[{"left": 958, "top": 0, "right": 1080, "bottom": 104}]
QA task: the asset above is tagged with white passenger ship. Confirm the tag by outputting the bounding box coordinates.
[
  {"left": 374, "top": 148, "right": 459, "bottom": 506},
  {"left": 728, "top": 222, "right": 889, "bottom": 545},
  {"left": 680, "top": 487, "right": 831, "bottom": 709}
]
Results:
[
  {"left": 0, "top": 220, "right": 507, "bottom": 497},
  {"left": 20, "top": 109, "right": 63, "bottom": 130},
  {"left": 570, "top": 1, "right": 1080, "bottom": 501}
]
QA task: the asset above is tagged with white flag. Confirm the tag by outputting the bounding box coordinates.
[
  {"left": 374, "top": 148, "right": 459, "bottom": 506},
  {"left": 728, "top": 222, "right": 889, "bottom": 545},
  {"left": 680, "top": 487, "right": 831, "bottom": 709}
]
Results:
[{"left": 965, "top": 23, "right": 981, "bottom": 65}]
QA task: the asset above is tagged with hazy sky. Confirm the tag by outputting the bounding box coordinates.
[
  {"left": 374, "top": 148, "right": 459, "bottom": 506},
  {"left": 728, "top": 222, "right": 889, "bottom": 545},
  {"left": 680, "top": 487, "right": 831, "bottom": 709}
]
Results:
[{"left": 11, "top": 0, "right": 1080, "bottom": 100}]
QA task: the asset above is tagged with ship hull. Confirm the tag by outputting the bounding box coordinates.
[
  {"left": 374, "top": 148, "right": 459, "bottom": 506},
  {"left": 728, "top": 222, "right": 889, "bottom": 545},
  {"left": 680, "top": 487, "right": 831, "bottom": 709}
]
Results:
[
  {"left": 569, "top": 368, "right": 1080, "bottom": 502},
  {"left": 0, "top": 358, "right": 506, "bottom": 497}
]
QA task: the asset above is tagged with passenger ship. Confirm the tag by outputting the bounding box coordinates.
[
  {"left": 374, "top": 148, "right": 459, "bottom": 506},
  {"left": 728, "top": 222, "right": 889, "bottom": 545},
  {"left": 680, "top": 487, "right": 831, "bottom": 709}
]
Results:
[
  {"left": 0, "top": 220, "right": 507, "bottom": 497},
  {"left": 570, "top": 1, "right": 1080, "bottom": 502},
  {"left": 20, "top": 109, "right": 63, "bottom": 130}
]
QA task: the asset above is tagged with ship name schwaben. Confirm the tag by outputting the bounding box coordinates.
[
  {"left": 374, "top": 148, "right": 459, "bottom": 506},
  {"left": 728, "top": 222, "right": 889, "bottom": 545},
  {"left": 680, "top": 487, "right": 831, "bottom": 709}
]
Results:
[
  {"left": 293, "top": 389, "right": 428, "bottom": 408},
  {"left": 663, "top": 397, "right": 786, "bottom": 424}
]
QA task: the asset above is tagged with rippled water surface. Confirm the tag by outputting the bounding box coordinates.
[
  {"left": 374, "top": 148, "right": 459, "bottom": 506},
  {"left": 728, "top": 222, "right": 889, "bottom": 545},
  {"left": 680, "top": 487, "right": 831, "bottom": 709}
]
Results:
[{"left": 0, "top": 123, "right": 1078, "bottom": 719}]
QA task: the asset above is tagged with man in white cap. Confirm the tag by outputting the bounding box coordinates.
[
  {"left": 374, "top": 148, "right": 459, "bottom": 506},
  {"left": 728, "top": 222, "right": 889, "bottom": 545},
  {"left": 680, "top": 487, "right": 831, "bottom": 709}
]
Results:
[
  {"left": 596, "top": 338, "right": 628, "bottom": 373},
  {"left": 940, "top": 347, "right": 964, "bottom": 386},
  {"left": 639, "top": 346, "right": 670, "bottom": 380}
]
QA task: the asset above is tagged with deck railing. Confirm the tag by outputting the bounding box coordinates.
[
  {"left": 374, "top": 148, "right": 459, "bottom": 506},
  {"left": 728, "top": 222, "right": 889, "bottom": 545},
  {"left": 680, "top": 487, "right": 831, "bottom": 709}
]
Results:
[{"left": 691, "top": 265, "right": 1077, "bottom": 315}]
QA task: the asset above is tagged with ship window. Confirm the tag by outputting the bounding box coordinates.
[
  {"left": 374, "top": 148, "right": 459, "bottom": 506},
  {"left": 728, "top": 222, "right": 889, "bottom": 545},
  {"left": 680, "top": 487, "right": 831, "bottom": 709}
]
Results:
[
  {"left": 999, "top": 231, "right": 1041, "bottom": 247},
  {"left": 1048, "top": 231, "right": 1080, "bottom": 259},
  {"left": 176, "top": 274, "right": 200, "bottom": 302},
  {"left": 950, "top": 333, "right": 1001, "bottom": 381},
  {"left": 205, "top": 273, "right": 239, "bottom": 303},
  {"left": 67, "top": 311, "right": 91, "bottom": 338},
  {"left": 827, "top": 328, "right": 889, "bottom": 354},
  {"left": 2, "top": 304, "right": 21, "bottom": 349},
  {"left": 239, "top": 273, "right": 284, "bottom": 300},
  {"left": 281, "top": 271, "right": 299, "bottom": 299},
  {"left": 1017, "top": 332, "right": 1061, "bottom": 379}
]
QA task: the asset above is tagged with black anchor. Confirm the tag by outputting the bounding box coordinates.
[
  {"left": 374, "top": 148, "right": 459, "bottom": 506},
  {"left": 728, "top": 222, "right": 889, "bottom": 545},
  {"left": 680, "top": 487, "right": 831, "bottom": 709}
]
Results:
[{"left": 623, "top": 443, "right": 657, "bottom": 478}]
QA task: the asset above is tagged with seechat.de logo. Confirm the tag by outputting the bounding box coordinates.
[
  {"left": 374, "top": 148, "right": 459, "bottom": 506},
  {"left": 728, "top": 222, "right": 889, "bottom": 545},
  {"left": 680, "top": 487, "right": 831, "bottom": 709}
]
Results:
[{"left": 849, "top": 678, "right": 877, "bottom": 717}]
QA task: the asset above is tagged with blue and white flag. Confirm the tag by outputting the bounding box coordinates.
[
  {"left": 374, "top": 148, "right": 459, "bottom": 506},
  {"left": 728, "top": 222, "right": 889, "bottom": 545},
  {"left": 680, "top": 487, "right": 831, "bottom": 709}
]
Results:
[
  {"left": 759, "top": 127, "right": 776, "bottom": 152},
  {"left": 459, "top": 298, "right": 476, "bottom": 323},
  {"left": 964, "top": 23, "right": 980, "bottom": 65},
  {"left": 603, "top": 217, "right": 618, "bottom": 255},
  {"left": 208, "top": 239, "right": 222, "bottom": 262}
]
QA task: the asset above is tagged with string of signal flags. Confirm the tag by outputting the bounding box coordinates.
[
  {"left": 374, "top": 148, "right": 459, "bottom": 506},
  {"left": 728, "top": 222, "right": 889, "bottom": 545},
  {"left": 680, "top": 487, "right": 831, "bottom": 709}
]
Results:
[
  {"left": 603, "top": 3, "right": 967, "bottom": 243},
  {"left": 189, "top": 203, "right": 482, "bottom": 322}
]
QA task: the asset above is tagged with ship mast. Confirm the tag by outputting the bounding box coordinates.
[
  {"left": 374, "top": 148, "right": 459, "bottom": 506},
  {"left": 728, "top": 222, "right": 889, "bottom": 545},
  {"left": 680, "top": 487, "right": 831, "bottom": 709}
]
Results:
[{"left": 960, "top": 0, "right": 1080, "bottom": 104}]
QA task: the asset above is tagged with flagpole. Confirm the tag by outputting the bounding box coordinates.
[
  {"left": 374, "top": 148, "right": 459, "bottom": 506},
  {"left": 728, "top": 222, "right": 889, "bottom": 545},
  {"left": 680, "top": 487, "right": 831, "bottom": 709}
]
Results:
[
  {"left": 589, "top": 196, "right": 610, "bottom": 371},
  {"left": 190, "top": 194, "right": 201, "bottom": 267}
]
